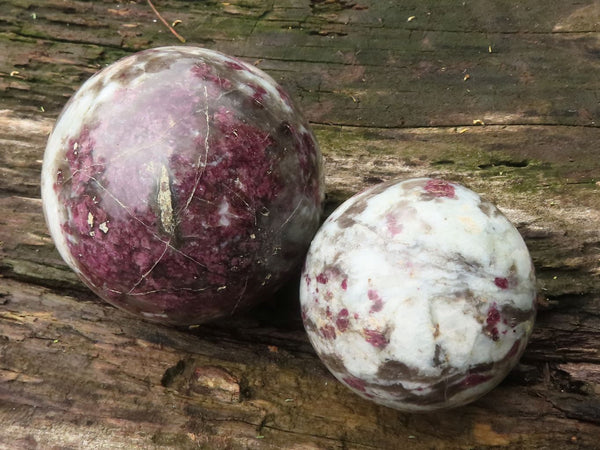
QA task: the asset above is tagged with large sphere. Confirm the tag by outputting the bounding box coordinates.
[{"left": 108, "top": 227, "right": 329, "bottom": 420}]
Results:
[
  {"left": 42, "top": 46, "right": 323, "bottom": 325},
  {"left": 300, "top": 178, "right": 536, "bottom": 411}
]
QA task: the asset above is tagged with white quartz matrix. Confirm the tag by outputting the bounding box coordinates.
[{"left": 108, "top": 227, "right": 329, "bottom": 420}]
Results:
[{"left": 300, "top": 178, "right": 536, "bottom": 412}]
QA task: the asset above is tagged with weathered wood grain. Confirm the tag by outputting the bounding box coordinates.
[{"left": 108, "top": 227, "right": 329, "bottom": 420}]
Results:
[{"left": 1, "top": 0, "right": 600, "bottom": 448}]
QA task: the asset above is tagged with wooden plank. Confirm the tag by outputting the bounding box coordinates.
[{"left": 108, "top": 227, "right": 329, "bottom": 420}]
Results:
[{"left": 1, "top": 0, "right": 599, "bottom": 448}]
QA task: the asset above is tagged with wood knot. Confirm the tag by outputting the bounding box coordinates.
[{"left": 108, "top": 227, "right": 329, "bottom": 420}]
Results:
[{"left": 190, "top": 365, "right": 241, "bottom": 403}]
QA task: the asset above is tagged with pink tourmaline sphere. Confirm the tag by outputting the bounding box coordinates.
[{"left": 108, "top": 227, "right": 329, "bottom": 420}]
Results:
[
  {"left": 300, "top": 178, "right": 536, "bottom": 412},
  {"left": 42, "top": 46, "right": 323, "bottom": 325}
]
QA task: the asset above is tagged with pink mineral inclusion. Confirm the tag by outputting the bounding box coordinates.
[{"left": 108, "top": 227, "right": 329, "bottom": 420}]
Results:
[
  {"left": 301, "top": 307, "right": 308, "bottom": 321},
  {"left": 250, "top": 84, "right": 268, "bottom": 106},
  {"left": 326, "top": 306, "right": 333, "bottom": 319},
  {"left": 368, "top": 289, "right": 384, "bottom": 313},
  {"left": 385, "top": 213, "right": 403, "bottom": 236},
  {"left": 342, "top": 376, "right": 367, "bottom": 392},
  {"left": 336, "top": 308, "right": 350, "bottom": 332},
  {"left": 494, "top": 277, "right": 509, "bottom": 289},
  {"left": 316, "top": 273, "right": 329, "bottom": 284},
  {"left": 320, "top": 324, "right": 337, "bottom": 340},
  {"left": 364, "top": 329, "right": 388, "bottom": 348},
  {"left": 424, "top": 179, "right": 456, "bottom": 198},
  {"left": 191, "top": 62, "right": 232, "bottom": 89},
  {"left": 461, "top": 373, "right": 493, "bottom": 387},
  {"left": 486, "top": 305, "right": 501, "bottom": 325},
  {"left": 485, "top": 304, "right": 501, "bottom": 341},
  {"left": 225, "top": 60, "right": 246, "bottom": 71}
]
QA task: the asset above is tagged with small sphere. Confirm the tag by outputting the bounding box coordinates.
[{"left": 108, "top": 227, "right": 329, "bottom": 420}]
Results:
[
  {"left": 300, "top": 178, "right": 536, "bottom": 412},
  {"left": 42, "top": 46, "right": 323, "bottom": 325}
]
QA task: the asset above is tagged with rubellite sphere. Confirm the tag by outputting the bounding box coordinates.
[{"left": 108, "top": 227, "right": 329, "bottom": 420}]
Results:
[
  {"left": 42, "top": 46, "right": 323, "bottom": 325},
  {"left": 300, "top": 178, "right": 536, "bottom": 412}
]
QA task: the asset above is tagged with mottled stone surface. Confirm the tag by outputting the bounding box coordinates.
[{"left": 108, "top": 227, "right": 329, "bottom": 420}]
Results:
[
  {"left": 300, "top": 178, "right": 536, "bottom": 412},
  {"left": 42, "top": 46, "right": 323, "bottom": 325}
]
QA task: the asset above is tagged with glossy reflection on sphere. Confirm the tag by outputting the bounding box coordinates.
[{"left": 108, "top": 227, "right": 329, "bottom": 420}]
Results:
[
  {"left": 300, "top": 178, "right": 536, "bottom": 412},
  {"left": 42, "top": 46, "right": 323, "bottom": 325}
]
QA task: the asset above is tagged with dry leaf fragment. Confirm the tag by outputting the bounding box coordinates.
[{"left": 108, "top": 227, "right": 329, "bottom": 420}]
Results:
[{"left": 108, "top": 8, "right": 129, "bottom": 16}]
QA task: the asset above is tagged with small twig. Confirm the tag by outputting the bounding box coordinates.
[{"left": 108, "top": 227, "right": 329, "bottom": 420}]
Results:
[{"left": 147, "top": 0, "right": 186, "bottom": 43}]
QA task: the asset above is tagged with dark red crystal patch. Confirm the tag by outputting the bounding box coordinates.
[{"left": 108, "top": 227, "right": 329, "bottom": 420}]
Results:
[
  {"left": 424, "top": 179, "right": 456, "bottom": 198},
  {"left": 364, "top": 329, "right": 389, "bottom": 349},
  {"left": 494, "top": 277, "right": 509, "bottom": 289}
]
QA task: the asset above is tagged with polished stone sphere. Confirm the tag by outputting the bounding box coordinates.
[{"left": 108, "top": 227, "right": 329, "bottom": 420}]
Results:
[
  {"left": 42, "top": 46, "right": 323, "bottom": 325},
  {"left": 300, "top": 178, "right": 536, "bottom": 411}
]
